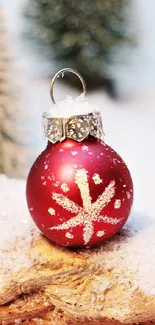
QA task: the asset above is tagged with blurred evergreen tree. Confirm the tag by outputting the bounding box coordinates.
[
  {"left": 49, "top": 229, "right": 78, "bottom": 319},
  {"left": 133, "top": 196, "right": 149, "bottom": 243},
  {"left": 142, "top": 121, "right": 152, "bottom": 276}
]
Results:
[
  {"left": 0, "top": 8, "right": 34, "bottom": 178},
  {"left": 24, "top": 0, "right": 130, "bottom": 95}
]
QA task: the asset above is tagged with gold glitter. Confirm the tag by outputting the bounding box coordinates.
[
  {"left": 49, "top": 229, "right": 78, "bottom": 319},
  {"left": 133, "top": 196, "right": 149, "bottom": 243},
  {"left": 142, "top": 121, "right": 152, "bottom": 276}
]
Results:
[
  {"left": 50, "top": 169, "right": 120, "bottom": 245},
  {"left": 75, "top": 169, "right": 91, "bottom": 211},
  {"left": 83, "top": 222, "right": 94, "bottom": 245},
  {"left": 61, "top": 183, "right": 70, "bottom": 193},
  {"left": 114, "top": 199, "right": 121, "bottom": 209},
  {"left": 92, "top": 173, "right": 103, "bottom": 185},
  {"left": 48, "top": 208, "right": 55, "bottom": 216},
  {"left": 65, "top": 232, "right": 74, "bottom": 239},
  {"left": 100, "top": 216, "right": 122, "bottom": 225},
  {"left": 97, "top": 230, "right": 105, "bottom": 237},
  {"left": 92, "top": 180, "right": 115, "bottom": 213},
  {"left": 52, "top": 193, "right": 80, "bottom": 214}
]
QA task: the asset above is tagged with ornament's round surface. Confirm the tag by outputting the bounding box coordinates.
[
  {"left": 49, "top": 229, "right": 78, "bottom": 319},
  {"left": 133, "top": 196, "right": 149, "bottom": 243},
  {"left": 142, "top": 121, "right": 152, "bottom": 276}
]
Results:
[{"left": 26, "top": 136, "right": 133, "bottom": 247}]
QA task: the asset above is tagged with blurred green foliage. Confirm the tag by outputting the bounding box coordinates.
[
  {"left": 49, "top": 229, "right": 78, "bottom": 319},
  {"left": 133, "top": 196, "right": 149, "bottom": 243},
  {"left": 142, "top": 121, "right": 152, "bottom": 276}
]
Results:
[{"left": 24, "top": 0, "right": 130, "bottom": 95}]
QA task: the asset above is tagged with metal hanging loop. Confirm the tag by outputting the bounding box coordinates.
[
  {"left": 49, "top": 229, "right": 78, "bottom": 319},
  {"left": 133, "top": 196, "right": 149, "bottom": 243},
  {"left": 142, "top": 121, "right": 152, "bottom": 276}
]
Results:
[{"left": 50, "top": 68, "right": 87, "bottom": 104}]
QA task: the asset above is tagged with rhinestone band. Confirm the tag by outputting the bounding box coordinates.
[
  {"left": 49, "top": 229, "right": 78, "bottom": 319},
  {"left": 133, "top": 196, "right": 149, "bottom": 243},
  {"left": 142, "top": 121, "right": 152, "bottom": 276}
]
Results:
[{"left": 43, "top": 112, "right": 104, "bottom": 143}]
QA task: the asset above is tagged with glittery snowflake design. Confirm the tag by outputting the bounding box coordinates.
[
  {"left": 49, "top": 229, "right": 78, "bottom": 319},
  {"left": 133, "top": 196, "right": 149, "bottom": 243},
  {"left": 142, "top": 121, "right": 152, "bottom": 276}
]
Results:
[{"left": 49, "top": 169, "right": 122, "bottom": 245}]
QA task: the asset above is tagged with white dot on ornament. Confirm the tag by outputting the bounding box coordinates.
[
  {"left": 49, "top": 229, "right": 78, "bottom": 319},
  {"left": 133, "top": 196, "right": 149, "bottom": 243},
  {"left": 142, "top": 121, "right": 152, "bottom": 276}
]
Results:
[
  {"left": 100, "top": 152, "right": 104, "bottom": 156},
  {"left": 65, "top": 232, "right": 74, "bottom": 239},
  {"left": 123, "top": 184, "right": 126, "bottom": 188},
  {"left": 59, "top": 148, "right": 64, "bottom": 152},
  {"left": 126, "top": 191, "right": 131, "bottom": 199},
  {"left": 92, "top": 173, "right": 103, "bottom": 185},
  {"left": 54, "top": 181, "right": 60, "bottom": 187},
  {"left": 45, "top": 164, "right": 48, "bottom": 170},
  {"left": 113, "top": 158, "right": 118, "bottom": 165},
  {"left": 71, "top": 151, "right": 78, "bottom": 156},
  {"left": 114, "top": 199, "right": 121, "bottom": 209},
  {"left": 48, "top": 207, "right": 56, "bottom": 216},
  {"left": 41, "top": 176, "right": 45, "bottom": 180},
  {"left": 29, "top": 207, "right": 33, "bottom": 211},
  {"left": 43, "top": 181, "right": 46, "bottom": 186},
  {"left": 97, "top": 230, "right": 105, "bottom": 237},
  {"left": 51, "top": 173, "right": 55, "bottom": 181},
  {"left": 61, "top": 183, "right": 70, "bottom": 193},
  {"left": 88, "top": 152, "right": 93, "bottom": 155},
  {"left": 82, "top": 145, "right": 89, "bottom": 152}
]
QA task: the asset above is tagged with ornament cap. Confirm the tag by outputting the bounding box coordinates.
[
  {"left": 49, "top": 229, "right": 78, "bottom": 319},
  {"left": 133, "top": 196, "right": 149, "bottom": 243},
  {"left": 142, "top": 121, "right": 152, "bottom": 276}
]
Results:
[
  {"left": 43, "top": 68, "right": 104, "bottom": 143},
  {"left": 43, "top": 111, "right": 104, "bottom": 143}
]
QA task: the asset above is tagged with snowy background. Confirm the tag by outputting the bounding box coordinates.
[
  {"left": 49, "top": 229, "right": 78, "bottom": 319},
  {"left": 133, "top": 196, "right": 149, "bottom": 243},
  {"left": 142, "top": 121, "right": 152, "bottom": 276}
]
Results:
[{"left": 1, "top": 0, "right": 155, "bottom": 220}]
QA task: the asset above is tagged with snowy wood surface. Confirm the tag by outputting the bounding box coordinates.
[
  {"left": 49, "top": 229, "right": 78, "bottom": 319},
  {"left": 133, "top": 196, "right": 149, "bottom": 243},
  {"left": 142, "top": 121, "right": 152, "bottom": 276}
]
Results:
[{"left": 0, "top": 164, "right": 155, "bottom": 297}]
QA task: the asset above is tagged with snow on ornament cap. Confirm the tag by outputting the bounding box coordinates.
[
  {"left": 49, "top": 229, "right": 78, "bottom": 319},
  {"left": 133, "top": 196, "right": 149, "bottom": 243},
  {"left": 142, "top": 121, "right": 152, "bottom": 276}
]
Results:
[{"left": 43, "top": 68, "right": 104, "bottom": 144}]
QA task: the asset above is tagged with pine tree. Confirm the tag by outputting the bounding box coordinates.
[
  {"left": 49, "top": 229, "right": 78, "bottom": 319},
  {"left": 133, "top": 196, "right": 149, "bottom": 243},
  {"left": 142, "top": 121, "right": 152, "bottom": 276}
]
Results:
[
  {"left": 0, "top": 9, "right": 10, "bottom": 174},
  {"left": 0, "top": 9, "right": 32, "bottom": 178},
  {"left": 24, "top": 0, "right": 130, "bottom": 94}
]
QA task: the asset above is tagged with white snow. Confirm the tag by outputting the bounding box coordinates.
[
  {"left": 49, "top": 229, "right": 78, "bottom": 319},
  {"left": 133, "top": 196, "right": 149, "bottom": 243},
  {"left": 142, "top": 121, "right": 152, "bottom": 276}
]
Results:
[{"left": 47, "top": 94, "right": 98, "bottom": 117}]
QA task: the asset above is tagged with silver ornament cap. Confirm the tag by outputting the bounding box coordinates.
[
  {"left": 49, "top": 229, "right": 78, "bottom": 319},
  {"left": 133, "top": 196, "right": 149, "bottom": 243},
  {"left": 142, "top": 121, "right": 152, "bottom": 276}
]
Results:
[{"left": 43, "top": 68, "right": 104, "bottom": 144}]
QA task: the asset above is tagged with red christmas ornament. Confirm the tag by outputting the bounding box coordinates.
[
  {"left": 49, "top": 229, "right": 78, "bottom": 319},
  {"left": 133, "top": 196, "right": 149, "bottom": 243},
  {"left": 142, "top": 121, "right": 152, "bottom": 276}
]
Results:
[{"left": 26, "top": 68, "right": 133, "bottom": 247}]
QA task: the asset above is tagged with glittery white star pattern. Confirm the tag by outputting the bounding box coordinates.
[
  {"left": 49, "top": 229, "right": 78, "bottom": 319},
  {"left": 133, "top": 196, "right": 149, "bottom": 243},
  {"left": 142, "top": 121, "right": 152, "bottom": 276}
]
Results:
[{"left": 49, "top": 169, "right": 122, "bottom": 245}]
